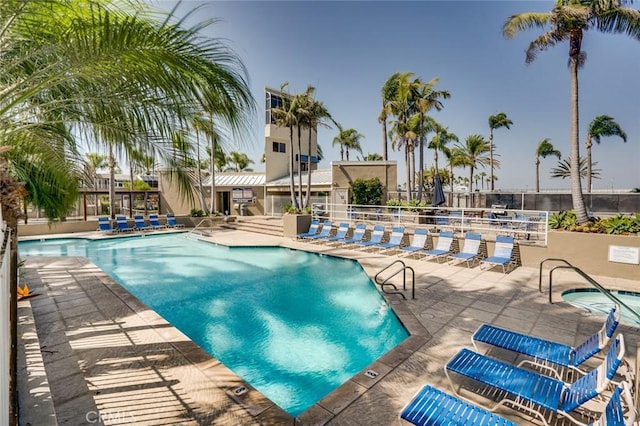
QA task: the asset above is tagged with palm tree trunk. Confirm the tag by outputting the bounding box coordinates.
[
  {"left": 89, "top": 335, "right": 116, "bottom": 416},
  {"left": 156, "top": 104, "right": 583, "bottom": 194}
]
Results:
[
  {"left": 535, "top": 158, "right": 540, "bottom": 192},
  {"left": 489, "top": 129, "right": 495, "bottom": 191},
  {"left": 296, "top": 127, "right": 303, "bottom": 209},
  {"left": 569, "top": 57, "right": 589, "bottom": 224},
  {"left": 305, "top": 128, "right": 313, "bottom": 208},
  {"left": 108, "top": 144, "right": 116, "bottom": 219},
  {"left": 586, "top": 134, "right": 593, "bottom": 193},
  {"left": 417, "top": 135, "right": 424, "bottom": 202},
  {"left": 382, "top": 118, "right": 388, "bottom": 161},
  {"left": 209, "top": 133, "right": 216, "bottom": 214},
  {"left": 3, "top": 208, "right": 18, "bottom": 426},
  {"left": 288, "top": 126, "right": 298, "bottom": 210},
  {"left": 404, "top": 145, "right": 411, "bottom": 202}
]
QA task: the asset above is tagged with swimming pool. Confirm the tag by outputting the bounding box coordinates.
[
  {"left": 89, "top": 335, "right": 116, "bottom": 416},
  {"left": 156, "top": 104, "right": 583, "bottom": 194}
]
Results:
[
  {"left": 562, "top": 288, "right": 640, "bottom": 327},
  {"left": 19, "top": 234, "right": 408, "bottom": 416}
]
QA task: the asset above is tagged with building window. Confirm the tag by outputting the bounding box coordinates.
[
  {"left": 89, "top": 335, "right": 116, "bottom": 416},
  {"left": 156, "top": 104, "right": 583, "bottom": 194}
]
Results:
[
  {"left": 272, "top": 142, "right": 286, "bottom": 153},
  {"left": 265, "top": 92, "right": 284, "bottom": 124},
  {"left": 301, "top": 162, "right": 308, "bottom": 172}
]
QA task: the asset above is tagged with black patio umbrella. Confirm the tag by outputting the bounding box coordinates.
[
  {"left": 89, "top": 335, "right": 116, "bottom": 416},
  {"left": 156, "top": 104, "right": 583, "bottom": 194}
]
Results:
[{"left": 432, "top": 174, "right": 446, "bottom": 207}]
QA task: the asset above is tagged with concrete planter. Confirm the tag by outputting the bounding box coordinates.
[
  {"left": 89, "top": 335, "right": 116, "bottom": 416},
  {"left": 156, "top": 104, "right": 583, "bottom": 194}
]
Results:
[{"left": 283, "top": 214, "right": 311, "bottom": 238}]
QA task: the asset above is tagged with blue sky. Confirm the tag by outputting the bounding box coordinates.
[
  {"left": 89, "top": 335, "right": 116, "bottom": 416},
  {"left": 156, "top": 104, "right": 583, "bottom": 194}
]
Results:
[{"left": 152, "top": 0, "right": 639, "bottom": 191}]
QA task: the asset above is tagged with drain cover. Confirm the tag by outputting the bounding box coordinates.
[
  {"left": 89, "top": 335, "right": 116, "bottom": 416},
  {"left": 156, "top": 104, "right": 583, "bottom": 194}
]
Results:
[{"left": 364, "top": 370, "right": 379, "bottom": 379}]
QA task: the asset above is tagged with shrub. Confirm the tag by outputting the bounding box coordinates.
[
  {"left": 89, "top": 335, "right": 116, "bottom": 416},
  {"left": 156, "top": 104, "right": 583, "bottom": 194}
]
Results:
[
  {"left": 190, "top": 208, "right": 205, "bottom": 217},
  {"left": 549, "top": 210, "right": 638, "bottom": 234},
  {"left": 351, "top": 177, "right": 384, "bottom": 205}
]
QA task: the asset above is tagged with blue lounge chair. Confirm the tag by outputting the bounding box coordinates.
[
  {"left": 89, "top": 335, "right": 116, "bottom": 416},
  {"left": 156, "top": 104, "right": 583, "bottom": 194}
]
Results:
[
  {"left": 375, "top": 226, "right": 405, "bottom": 253},
  {"left": 115, "top": 215, "right": 133, "bottom": 232},
  {"left": 134, "top": 215, "right": 150, "bottom": 231},
  {"left": 166, "top": 213, "right": 185, "bottom": 228},
  {"left": 305, "top": 221, "right": 332, "bottom": 241},
  {"left": 148, "top": 214, "right": 165, "bottom": 230},
  {"left": 400, "top": 228, "right": 429, "bottom": 257},
  {"left": 447, "top": 232, "right": 482, "bottom": 267},
  {"left": 97, "top": 217, "right": 114, "bottom": 233},
  {"left": 356, "top": 225, "right": 385, "bottom": 250},
  {"left": 445, "top": 334, "right": 626, "bottom": 426},
  {"left": 421, "top": 231, "right": 454, "bottom": 263},
  {"left": 337, "top": 223, "right": 367, "bottom": 246},
  {"left": 400, "top": 384, "right": 517, "bottom": 426},
  {"left": 297, "top": 219, "right": 320, "bottom": 239},
  {"left": 480, "top": 235, "right": 516, "bottom": 273},
  {"left": 320, "top": 222, "right": 350, "bottom": 243},
  {"left": 472, "top": 304, "right": 620, "bottom": 379}
]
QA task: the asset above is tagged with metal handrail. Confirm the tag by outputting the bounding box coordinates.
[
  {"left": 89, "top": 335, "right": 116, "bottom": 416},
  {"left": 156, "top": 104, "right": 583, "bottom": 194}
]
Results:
[
  {"left": 539, "top": 257, "right": 640, "bottom": 324},
  {"left": 374, "top": 260, "right": 415, "bottom": 300},
  {"left": 186, "top": 218, "right": 217, "bottom": 237}
]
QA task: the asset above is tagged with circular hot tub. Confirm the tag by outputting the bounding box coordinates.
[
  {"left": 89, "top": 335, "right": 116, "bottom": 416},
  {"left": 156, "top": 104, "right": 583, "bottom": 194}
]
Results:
[{"left": 562, "top": 288, "right": 640, "bottom": 327}]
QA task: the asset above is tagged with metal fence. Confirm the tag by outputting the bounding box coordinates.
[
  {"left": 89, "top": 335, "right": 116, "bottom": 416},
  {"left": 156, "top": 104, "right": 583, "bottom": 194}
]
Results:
[
  {"left": 308, "top": 203, "right": 549, "bottom": 245},
  {"left": 1, "top": 210, "right": 11, "bottom": 424}
]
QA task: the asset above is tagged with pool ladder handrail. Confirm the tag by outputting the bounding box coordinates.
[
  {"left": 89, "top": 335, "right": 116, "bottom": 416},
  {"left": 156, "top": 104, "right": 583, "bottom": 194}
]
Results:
[
  {"left": 186, "top": 218, "right": 217, "bottom": 238},
  {"left": 539, "top": 257, "right": 640, "bottom": 324},
  {"left": 374, "top": 260, "right": 415, "bottom": 300}
]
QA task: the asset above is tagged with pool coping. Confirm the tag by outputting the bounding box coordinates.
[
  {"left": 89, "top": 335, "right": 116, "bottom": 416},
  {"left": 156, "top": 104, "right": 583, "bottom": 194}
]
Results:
[{"left": 18, "top": 231, "right": 432, "bottom": 424}]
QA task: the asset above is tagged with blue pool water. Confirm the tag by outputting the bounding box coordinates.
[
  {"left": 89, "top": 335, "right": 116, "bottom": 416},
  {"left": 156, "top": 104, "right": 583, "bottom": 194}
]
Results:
[
  {"left": 19, "top": 234, "right": 408, "bottom": 416},
  {"left": 562, "top": 288, "right": 640, "bottom": 327}
]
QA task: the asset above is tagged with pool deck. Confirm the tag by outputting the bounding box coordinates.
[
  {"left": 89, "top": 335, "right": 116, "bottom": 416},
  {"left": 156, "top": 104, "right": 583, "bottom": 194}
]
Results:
[{"left": 18, "top": 227, "right": 640, "bottom": 425}]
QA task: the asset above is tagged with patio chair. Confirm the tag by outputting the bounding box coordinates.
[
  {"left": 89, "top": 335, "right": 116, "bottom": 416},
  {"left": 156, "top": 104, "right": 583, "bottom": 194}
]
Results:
[
  {"left": 319, "top": 222, "right": 350, "bottom": 243},
  {"left": 399, "top": 228, "right": 429, "bottom": 257},
  {"left": 166, "top": 213, "right": 185, "bottom": 228},
  {"left": 445, "top": 334, "right": 626, "bottom": 426},
  {"left": 356, "top": 224, "right": 385, "bottom": 250},
  {"left": 447, "top": 232, "right": 482, "bottom": 267},
  {"left": 134, "top": 215, "right": 150, "bottom": 231},
  {"left": 375, "top": 226, "right": 405, "bottom": 254},
  {"left": 421, "top": 231, "right": 454, "bottom": 263},
  {"left": 304, "top": 220, "right": 332, "bottom": 241},
  {"left": 115, "top": 215, "right": 134, "bottom": 232},
  {"left": 472, "top": 304, "right": 620, "bottom": 379},
  {"left": 480, "top": 235, "right": 516, "bottom": 273},
  {"left": 296, "top": 219, "right": 320, "bottom": 239},
  {"left": 97, "top": 216, "right": 114, "bottom": 233},
  {"left": 336, "top": 223, "right": 367, "bottom": 246},
  {"left": 400, "top": 384, "right": 517, "bottom": 426},
  {"left": 148, "top": 213, "right": 166, "bottom": 230}
]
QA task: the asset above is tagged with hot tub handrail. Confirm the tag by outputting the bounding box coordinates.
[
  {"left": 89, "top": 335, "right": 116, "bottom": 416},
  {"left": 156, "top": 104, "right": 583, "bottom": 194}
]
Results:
[{"left": 542, "top": 258, "right": 640, "bottom": 324}]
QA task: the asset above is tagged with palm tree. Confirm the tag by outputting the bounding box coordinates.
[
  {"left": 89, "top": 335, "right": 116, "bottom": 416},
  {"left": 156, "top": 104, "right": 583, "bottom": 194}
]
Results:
[
  {"left": 299, "top": 87, "right": 332, "bottom": 209},
  {"left": 333, "top": 125, "right": 364, "bottom": 161},
  {"left": 85, "top": 153, "right": 108, "bottom": 215},
  {"left": 270, "top": 83, "right": 301, "bottom": 210},
  {"left": 585, "top": 115, "right": 627, "bottom": 192},
  {"left": 0, "top": 0, "right": 255, "bottom": 405},
  {"left": 551, "top": 156, "right": 600, "bottom": 181},
  {"left": 428, "top": 124, "right": 458, "bottom": 174},
  {"left": 488, "top": 112, "right": 513, "bottom": 191},
  {"left": 413, "top": 78, "right": 450, "bottom": 201},
  {"left": 504, "top": 1, "right": 640, "bottom": 223},
  {"left": 379, "top": 72, "right": 402, "bottom": 161},
  {"left": 361, "top": 153, "right": 383, "bottom": 161},
  {"left": 226, "top": 151, "right": 254, "bottom": 172},
  {"left": 454, "top": 135, "right": 492, "bottom": 192},
  {"left": 535, "top": 138, "right": 561, "bottom": 192},
  {"left": 478, "top": 171, "right": 487, "bottom": 190}
]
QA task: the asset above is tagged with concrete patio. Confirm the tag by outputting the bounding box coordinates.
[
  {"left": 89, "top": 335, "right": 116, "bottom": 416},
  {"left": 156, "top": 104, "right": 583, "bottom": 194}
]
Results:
[{"left": 17, "top": 227, "right": 640, "bottom": 425}]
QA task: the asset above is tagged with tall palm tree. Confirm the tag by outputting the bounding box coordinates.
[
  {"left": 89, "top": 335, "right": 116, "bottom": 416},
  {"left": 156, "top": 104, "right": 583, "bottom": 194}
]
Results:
[
  {"left": 85, "top": 153, "right": 108, "bottom": 215},
  {"left": 504, "top": 0, "right": 640, "bottom": 223},
  {"left": 299, "top": 87, "right": 332, "bottom": 209},
  {"left": 585, "top": 115, "right": 627, "bottom": 192},
  {"left": 535, "top": 138, "right": 561, "bottom": 192},
  {"left": 413, "top": 78, "right": 450, "bottom": 201},
  {"left": 379, "top": 72, "right": 402, "bottom": 161},
  {"left": 270, "top": 83, "right": 301, "bottom": 210},
  {"left": 487, "top": 112, "right": 513, "bottom": 191},
  {"left": 454, "top": 135, "right": 492, "bottom": 192},
  {"left": 428, "top": 124, "right": 458, "bottom": 174}
]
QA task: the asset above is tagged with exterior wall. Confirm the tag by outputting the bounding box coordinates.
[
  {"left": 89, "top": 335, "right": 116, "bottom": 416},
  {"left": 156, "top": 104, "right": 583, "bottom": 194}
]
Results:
[
  {"left": 158, "top": 172, "right": 200, "bottom": 215},
  {"left": 331, "top": 161, "right": 397, "bottom": 203},
  {"left": 264, "top": 124, "right": 318, "bottom": 182},
  {"left": 518, "top": 231, "right": 639, "bottom": 281}
]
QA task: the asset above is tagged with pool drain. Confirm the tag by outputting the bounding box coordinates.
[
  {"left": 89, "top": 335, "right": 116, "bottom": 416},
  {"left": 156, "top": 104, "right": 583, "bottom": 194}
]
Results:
[
  {"left": 364, "top": 370, "right": 379, "bottom": 379},
  {"left": 233, "top": 385, "right": 248, "bottom": 396}
]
